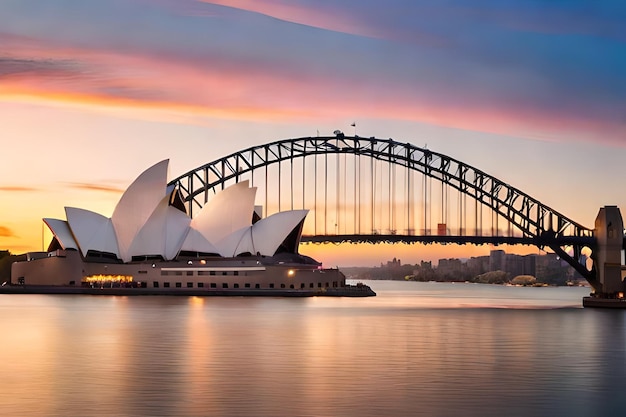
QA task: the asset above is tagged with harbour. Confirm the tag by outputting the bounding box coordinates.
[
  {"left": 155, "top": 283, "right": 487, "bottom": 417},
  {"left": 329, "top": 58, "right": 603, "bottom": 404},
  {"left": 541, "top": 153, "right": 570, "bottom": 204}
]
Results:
[{"left": 1, "top": 281, "right": 624, "bottom": 417}]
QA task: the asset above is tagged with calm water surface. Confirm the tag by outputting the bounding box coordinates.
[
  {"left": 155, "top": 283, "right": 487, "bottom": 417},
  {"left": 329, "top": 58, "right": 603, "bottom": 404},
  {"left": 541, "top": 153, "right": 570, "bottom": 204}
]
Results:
[{"left": 1, "top": 281, "right": 625, "bottom": 417}]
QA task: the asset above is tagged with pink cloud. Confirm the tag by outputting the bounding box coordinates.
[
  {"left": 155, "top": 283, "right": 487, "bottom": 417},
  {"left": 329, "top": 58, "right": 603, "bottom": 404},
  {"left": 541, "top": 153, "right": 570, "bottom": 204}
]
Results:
[
  {"left": 197, "top": 0, "right": 449, "bottom": 46},
  {"left": 198, "top": 0, "right": 382, "bottom": 38},
  {"left": 1, "top": 28, "right": 622, "bottom": 147}
]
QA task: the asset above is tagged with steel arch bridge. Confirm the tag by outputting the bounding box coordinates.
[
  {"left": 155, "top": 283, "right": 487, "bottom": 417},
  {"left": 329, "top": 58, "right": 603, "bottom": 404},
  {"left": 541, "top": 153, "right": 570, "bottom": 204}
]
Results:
[{"left": 168, "top": 135, "right": 597, "bottom": 285}]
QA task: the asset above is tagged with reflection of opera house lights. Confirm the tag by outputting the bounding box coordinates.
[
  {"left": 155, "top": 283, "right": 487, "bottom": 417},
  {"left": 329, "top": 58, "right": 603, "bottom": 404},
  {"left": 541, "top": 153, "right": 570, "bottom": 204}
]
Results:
[{"left": 9, "top": 159, "right": 377, "bottom": 297}]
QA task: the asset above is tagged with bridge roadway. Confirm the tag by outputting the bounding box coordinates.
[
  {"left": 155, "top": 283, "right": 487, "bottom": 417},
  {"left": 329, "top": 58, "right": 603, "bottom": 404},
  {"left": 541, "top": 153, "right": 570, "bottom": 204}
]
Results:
[{"left": 302, "top": 234, "right": 596, "bottom": 247}]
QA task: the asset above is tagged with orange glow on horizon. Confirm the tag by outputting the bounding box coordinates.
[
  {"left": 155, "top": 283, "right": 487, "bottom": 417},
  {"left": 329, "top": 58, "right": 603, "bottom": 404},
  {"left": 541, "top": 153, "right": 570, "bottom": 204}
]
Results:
[{"left": 299, "top": 241, "right": 541, "bottom": 268}]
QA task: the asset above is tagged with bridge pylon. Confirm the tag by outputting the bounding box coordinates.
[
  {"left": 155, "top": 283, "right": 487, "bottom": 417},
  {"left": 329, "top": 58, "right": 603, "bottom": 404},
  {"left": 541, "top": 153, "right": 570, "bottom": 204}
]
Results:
[{"left": 584, "top": 206, "right": 626, "bottom": 307}]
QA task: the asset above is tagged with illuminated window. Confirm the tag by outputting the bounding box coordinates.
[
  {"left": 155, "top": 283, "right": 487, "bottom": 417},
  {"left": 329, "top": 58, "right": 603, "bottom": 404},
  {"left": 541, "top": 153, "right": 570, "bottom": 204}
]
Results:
[{"left": 83, "top": 275, "right": 133, "bottom": 284}]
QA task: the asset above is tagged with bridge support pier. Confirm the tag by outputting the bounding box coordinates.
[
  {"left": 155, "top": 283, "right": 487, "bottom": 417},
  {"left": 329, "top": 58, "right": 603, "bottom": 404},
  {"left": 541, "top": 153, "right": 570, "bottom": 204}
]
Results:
[{"left": 583, "top": 206, "right": 626, "bottom": 308}]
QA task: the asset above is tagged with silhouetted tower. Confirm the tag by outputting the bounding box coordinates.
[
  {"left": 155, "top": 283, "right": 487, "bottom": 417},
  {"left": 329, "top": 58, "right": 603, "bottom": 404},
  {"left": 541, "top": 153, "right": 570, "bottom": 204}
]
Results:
[{"left": 593, "top": 206, "right": 625, "bottom": 294}]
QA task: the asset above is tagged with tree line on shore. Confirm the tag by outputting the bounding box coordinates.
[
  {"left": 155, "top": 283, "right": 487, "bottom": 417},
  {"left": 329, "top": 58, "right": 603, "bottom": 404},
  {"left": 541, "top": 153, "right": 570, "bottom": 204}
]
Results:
[{"left": 0, "top": 251, "right": 26, "bottom": 283}]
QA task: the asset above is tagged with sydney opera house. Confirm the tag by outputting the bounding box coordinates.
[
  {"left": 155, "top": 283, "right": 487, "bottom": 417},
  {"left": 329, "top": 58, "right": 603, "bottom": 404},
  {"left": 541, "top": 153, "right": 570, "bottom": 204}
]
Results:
[{"left": 10, "top": 160, "right": 374, "bottom": 296}]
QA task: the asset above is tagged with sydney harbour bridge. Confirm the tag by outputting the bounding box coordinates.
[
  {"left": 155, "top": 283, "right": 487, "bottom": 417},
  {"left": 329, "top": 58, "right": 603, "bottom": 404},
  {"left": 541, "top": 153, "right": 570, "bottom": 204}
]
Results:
[{"left": 168, "top": 134, "right": 625, "bottom": 301}]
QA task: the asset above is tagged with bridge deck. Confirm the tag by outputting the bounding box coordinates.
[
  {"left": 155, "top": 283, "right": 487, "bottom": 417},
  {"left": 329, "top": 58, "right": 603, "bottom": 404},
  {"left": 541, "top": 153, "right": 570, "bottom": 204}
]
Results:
[{"left": 302, "top": 234, "right": 596, "bottom": 247}]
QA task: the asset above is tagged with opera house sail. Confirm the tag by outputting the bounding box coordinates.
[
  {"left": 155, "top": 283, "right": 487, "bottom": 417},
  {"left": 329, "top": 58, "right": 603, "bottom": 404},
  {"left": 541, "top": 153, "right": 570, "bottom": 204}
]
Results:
[{"left": 8, "top": 160, "right": 374, "bottom": 297}]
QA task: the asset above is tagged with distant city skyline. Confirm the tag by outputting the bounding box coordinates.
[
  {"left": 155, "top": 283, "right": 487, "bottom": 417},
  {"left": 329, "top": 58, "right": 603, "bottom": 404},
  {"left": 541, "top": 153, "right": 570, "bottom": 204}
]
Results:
[
  {"left": 1, "top": 1, "right": 624, "bottom": 266},
  {"left": 347, "top": 249, "right": 585, "bottom": 286}
]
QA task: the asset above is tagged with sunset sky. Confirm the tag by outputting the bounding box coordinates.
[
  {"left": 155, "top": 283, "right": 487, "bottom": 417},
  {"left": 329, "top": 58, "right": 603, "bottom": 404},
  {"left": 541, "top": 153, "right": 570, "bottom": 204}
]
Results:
[{"left": 1, "top": 0, "right": 624, "bottom": 266}]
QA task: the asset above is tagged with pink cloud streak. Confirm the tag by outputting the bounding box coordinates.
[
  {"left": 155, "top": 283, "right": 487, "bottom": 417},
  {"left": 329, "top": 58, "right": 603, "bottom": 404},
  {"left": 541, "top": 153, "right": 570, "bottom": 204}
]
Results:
[
  {"left": 198, "top": 0, "right": 382, "bottom": 38},
  {"left": 196, "top": 0, "right": 449, "bottom": 46},
  {"left": 1, "top": 33, "right": 622, "bottom": 147}
]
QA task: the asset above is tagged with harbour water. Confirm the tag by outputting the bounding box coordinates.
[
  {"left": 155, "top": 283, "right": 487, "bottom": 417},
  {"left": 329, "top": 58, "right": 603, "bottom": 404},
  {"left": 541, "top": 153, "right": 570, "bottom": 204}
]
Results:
[{"left": 1, "top": 280, "right": 625, "bottom": 417}]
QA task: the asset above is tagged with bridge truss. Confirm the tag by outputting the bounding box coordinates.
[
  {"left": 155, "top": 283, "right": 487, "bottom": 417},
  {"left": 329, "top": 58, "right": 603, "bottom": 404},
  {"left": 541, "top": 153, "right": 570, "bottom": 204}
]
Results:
[{"left": 168, "top": 136, "right": 596, "bottom": 283}]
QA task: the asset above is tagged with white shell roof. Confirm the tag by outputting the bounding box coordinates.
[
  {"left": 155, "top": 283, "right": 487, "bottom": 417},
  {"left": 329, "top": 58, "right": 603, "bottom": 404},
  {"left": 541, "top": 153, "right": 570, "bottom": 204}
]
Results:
[
  {"left": 112, "top": 159, "right": 169, "bottom": 262},
  {"left": 249, "top": 210, "right": 308, "bottom": 256},
  {"left": 180, "top": 227, "right": 222, "bottom": 255},
  {"left": 215, "top": 226, "right": 252, "bottom": 257},
  {"left": 65, "top": 207, "right": 120, "bottom": 258},
  {"left": 217, "top": 210, "right": 308, "bottom": 257},
  {"left": 191, "top": 180, "right": 257, "bottom": 244},
  {"left": 47, "top": 161, "right": 309, "bottom": 262},
  {"left": 43, "top": 218, "right": 78, "bottom": 251},
  {"left": 128, "top": 195, "right": 191, "bottom": 260}
]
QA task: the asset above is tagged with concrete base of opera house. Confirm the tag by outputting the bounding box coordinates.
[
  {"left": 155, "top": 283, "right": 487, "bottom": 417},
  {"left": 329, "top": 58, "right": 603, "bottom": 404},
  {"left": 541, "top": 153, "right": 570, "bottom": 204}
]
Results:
[{"left": 0, "top": 284, "right": 376, "bottom": 297}]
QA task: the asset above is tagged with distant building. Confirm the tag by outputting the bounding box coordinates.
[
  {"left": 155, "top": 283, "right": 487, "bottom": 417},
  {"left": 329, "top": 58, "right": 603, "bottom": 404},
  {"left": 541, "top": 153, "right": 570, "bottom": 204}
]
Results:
[
  {"left": 386, "top": 257, "right": 401, "bottom": 268},
  {"left": 467, "top": 256, "right": 489, "bottom": 276},
  {"left": 535, "top": 253, "right": 570, "bottom": 285},
  {"left": 505, "top": 254, "right": 536, "bottom": 277},
  {"left": 437, "top": 258, "right": 464, "bottom": 279},
  {"left": 489, "top": 250, "right": 506, "bottom": 271}
]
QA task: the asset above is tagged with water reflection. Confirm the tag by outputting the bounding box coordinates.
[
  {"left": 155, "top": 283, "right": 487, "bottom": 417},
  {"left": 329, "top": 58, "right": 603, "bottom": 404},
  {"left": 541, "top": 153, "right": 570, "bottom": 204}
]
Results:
[{"left": 0, "top": 282, "right": 625, "bottom": 417}]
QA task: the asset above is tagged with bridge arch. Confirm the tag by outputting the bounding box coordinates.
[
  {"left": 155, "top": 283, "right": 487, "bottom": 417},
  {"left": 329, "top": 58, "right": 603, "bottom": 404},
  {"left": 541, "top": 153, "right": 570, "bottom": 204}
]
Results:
[{"left": 168, "top": 135, "right": 595, "bottom": 283}]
